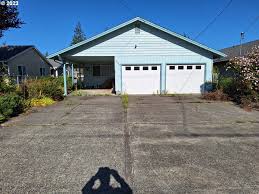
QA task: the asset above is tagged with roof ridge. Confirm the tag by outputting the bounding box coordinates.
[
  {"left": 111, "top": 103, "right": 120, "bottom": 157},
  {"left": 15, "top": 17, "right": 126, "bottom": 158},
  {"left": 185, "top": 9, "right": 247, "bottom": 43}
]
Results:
[{"left": 220, "top": 39, "right": 259, "bottom": 50}]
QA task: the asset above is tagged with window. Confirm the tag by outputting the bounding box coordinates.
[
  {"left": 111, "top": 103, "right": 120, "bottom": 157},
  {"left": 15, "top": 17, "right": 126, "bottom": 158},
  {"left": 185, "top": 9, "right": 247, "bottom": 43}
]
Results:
[
  {"left": 187, "top": 66, "right": 192, "bottom": 70},
  {"left": 196, "top": 65, "right": 202, "bottom": 70},
  {"left": 134, "top": 66, "right": 140, "bottom": 70},
  {"left": 151, "top": 66, "right": 157, "bottom": 70},
  {"left": 178, "top": 66, "right": 184, "bottom": 70},
  {"left": 40, "top": 68, "right": 46, "bottom": 76},
  {"left": 143, "top": 66, "right": 148, "bottom": 70},
  {"left": 169, "top": 66, "right": 175, "bottom": 70},
  {"left": 93, "top": 65, "right": 101, "bottom": 76},
  {"left": 18, "top": 66, "right": 26, "bottom": 75},
  {"left": 125, "top": 66, "right": 131, "bottom": 71}
]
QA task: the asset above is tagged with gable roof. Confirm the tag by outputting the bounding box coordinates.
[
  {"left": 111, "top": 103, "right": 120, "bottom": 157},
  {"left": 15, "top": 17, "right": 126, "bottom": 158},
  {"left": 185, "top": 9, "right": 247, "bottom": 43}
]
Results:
[
  {"left": 47, "top": 59, "right": 62, "bottom": 69},
  {"left": 215, "top": 40, "right": 259, "bottom": 62},
  {"left": 0, "top": 45, "right": 52, "bottom": 67},
  {"left": 48, "top": 17, "right": 226, "bottom": 59},
  {"left": 0, "top": 45, "right": 33, "bottom": 61}
]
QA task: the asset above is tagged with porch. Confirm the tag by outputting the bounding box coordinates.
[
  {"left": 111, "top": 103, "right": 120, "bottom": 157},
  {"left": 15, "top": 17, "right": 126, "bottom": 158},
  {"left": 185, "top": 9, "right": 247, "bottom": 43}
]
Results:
[{"left": 61, "top": 56, "right": 115, "bottom": 95}]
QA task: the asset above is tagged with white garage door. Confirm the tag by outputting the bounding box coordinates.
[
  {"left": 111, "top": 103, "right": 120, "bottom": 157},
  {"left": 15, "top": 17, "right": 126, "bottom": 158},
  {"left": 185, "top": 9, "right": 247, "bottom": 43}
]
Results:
[
  {"left": 122, "top": 65, "right": 160, "bottom": 94},
  {"left": 166, "top": 64, "right": 205, "bottom": 94}
]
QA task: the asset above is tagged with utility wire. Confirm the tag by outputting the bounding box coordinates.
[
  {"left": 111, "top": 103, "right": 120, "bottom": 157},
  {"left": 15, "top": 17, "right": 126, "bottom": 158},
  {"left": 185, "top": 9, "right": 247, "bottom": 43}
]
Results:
[
  {"left": 244, "top": 15, "right": 259, "bottom": 33},
  {"left": 195, "top": 0, "right": 233, "bottom": 40}
]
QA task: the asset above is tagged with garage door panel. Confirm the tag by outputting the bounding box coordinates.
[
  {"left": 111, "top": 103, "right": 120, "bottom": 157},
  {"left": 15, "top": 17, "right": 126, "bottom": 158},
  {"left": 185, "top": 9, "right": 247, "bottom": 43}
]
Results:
[
  {"left": 166, "top": 65, "right": 204, "bottom": 94},
  {"left": 122, "top": 65, "right": 160, "bottom": 94}
]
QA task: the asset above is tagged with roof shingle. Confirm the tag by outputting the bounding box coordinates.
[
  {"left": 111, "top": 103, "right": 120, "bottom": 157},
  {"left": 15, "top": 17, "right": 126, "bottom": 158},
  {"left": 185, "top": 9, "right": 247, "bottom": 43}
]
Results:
[
  {"left": 0, "top": 45, "right": 33, "bottom": 61},
  {"left": 215, "top": 40, "right": 259, "bottom": 62}
]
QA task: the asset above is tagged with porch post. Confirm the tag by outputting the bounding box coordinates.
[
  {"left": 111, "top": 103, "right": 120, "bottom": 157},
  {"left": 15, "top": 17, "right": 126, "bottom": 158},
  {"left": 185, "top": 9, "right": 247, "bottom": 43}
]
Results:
[
  {"left": 71, "top": 63, "right": 74, "bottom": 85},
  {"left": 63, "top": 63, "right": 67, "bottom": 96}
]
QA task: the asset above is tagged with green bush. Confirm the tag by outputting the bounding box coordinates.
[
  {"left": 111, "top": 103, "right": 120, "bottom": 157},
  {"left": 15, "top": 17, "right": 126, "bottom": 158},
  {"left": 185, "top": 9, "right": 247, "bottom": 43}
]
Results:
[
  {"left": 218, "top": 77, "right": 235, "bottom": 94},
  {"left": 218, "top": 76, "right": 259, "bottom": 107},
  {"left": 0, "top": 76, "right": 16, "bottom": 94},
  {"left": 56, "top": 77, "right": 73, "bottom": 91},
  {"left": 21, "top": 76, "right": 75, "bottom": 100},
  {"left": 0, "top": 93, "right": 24, "bottom": 122}
]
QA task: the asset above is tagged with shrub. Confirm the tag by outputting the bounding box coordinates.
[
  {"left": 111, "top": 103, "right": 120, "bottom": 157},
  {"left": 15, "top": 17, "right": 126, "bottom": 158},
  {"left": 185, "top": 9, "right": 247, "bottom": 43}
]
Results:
[
  {"left": 202, "top": 89, "right": 230, "bottom": 101},
  {"left": 0, "top": 114, "right": 5, "bottom": 123},
  {"left": 0, "top": 93, "right": 24, "bottom": 122},
  {"left": 30, "top": 97, "right": 55, "bottom": 107},
  {"left": 218, "top": 77, "right": 235, "bottom": 94},
  {"left": 0, "top": 76, "right": 16, "bottom": 94},
  {"left": 56, "top": 77, "right": 73, "bottom": 91},
  {"left": 223, "top": 46, "right": 259, "bottom": 109},
  {"left": 21, "top": 77, "right": 66, "bottom": 100},
  {"left": 228, "top": 45, "right": 259, "bottom": 93}
]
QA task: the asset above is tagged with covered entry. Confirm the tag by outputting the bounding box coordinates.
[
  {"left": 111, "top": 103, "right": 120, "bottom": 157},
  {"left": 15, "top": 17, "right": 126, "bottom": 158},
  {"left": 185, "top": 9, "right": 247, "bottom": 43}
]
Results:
[{"left": 122, "top": 65, "right": 160, "bottom": 94}]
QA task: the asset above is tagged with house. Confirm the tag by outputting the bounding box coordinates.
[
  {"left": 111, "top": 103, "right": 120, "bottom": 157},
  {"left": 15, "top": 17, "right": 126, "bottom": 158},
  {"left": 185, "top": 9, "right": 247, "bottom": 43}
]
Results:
[
  {"left": 0, "top": 45, "right": 52, "bottom": 81},
  {"left": 214, "top": 40, "right": 259, "bottom": 77},
  {"left": 47, "top": 59, "right": 71, "bottom": 77},
  {"left": 48, "top": 17, "right": 226, "bottom": 95}
]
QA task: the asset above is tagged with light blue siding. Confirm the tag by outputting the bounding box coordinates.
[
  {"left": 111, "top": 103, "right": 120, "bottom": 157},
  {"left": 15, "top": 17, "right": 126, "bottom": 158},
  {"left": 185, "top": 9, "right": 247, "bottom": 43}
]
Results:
[{"left": 73, "top": 24, "right": 212, "bottom": 58}]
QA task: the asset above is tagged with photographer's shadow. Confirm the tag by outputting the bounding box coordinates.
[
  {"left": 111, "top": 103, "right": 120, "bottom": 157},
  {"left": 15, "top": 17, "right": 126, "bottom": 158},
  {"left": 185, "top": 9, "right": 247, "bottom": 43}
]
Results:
[{"left": 82, "top": 167, "right": 132, "bottom": 194}]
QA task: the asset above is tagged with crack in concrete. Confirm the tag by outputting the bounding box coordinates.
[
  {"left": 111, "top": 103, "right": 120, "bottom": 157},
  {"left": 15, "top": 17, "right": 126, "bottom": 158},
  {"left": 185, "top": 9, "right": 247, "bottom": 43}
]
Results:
[
  {"left": 123, "top": 104, "right": 133, "bottom": 187},
  {"left": 178, "top": 96, "right": 189, "bottom": 136}
]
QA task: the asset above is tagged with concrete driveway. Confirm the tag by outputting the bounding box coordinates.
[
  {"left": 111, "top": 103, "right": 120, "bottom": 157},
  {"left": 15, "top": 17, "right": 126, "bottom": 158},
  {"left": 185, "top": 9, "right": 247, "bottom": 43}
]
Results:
[{"left": 1, "top": 95, "right": 259, "bottom": 193}]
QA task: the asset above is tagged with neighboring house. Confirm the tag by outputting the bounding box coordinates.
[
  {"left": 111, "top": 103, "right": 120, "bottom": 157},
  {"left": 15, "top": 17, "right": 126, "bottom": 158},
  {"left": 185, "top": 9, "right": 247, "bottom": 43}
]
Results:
[
  {"left": 47, "top": 59, "right": 71, "bottom": 77},
  {"left": 0, "top": 45, "right": 52, "bottom": 81},
  {"left": 214, "top": 40, "right": 259, "bottom": 77},
  {"left": 48, "top": 17, "right": 226, "bottom": 94}
]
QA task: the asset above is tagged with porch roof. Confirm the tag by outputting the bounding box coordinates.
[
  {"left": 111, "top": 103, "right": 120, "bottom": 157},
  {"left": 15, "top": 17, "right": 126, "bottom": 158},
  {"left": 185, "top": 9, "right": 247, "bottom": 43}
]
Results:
[{"left": 64, "top": 56, "right": 114, "bottom": 64}]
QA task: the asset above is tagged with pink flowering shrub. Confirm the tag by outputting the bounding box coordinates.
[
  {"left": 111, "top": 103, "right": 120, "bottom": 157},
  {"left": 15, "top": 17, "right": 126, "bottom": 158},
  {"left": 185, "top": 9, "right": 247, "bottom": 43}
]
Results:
[
  {"left": 228, "top": 45, "right": 259, "bottom": 93},
  {"left": 226, "top": 46, "right": 259, "bottom": 107}
]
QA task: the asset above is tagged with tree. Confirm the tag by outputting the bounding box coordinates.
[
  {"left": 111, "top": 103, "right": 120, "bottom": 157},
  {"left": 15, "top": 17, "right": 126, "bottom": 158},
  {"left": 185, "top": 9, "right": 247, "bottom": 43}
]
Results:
[
  {"left": 228, "top": 46, "right": 259, "bottom": 92},
  {"left": 45, "top": 51, "right": 49, "bottom": 57},
  {"left": 70, "top": 22, "right": 86, "bottom": 45},
  {"left": 0, "top": 5, "right": 24, "bottom": 38}
]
